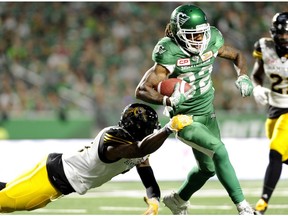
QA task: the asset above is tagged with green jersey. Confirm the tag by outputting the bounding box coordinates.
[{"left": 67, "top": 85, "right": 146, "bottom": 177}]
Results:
[{"left": 152, "top": 26, "right": 224, "bottom": 116}]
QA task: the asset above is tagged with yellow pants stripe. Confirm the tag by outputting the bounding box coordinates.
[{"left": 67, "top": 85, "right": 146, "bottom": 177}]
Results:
[{"left": 0, "top": 156, "right": 62, "bottom": 212}]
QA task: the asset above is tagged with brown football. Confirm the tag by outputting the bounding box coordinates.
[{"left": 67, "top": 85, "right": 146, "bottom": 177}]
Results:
[{"left": 156, "top": 78, "right": 191, "bottom": 97}]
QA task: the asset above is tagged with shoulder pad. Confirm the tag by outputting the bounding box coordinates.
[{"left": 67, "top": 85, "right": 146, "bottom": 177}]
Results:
[
  {"left": 104, "top": 126, "right": 135, "bottom": 145},
  {"left": 254, "top": 40, "right": 261, "bottom": 50},
  {"left": 253, "top": 37, "right": 274, "bottom": 59},
  {"left": 260, "top": 37, "right": 274, "bottom": 47},
  {"left": 209, "top": 26, "right": 224, "bottom": 51},
  {"left": 152, "top": 37, "right": 183, "bottom": 65},
  {"left": 252, "top": 40, "right": 262, "bottom": 59}
]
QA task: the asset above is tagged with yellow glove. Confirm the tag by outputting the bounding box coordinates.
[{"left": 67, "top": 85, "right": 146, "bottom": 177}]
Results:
[
  {"left": 167, "top": 114, "right": 193, "bottom": 132},
  {"left": 143, "top": 197, "right": 159, "bottom": 215}
]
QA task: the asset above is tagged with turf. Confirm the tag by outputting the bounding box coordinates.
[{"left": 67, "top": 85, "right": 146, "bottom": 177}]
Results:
[{"left": 10, "top": 179, "right": 288, "bottom": 215}]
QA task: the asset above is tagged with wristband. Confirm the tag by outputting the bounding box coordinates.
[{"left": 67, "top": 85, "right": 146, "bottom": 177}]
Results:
[
  {"left": 162, "top": 96, "right": 168, "bottom": 106},
  {"left": 137, "top": 166, "right": 160, "bottom": 199},
  {"left": 164, "top": 125, "right": 173, "bottom": 134}
]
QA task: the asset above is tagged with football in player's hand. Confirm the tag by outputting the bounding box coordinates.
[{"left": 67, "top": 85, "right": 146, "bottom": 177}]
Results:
[{"left": 156, "top": 78, "right": 191, "bottom": 97}]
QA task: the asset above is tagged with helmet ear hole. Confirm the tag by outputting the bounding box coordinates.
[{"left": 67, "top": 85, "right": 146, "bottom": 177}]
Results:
[{"left": 119, "top": 103, "right": 159, "bottom": 141}]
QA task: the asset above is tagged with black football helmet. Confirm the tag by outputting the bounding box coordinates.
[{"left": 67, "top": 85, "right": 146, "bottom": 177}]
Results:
[
  {"left": 118, "top": 103, "right": 160, "bottom": 141},
  {"left": 270, "top": 12, "right": 288, "bottom": 51}
]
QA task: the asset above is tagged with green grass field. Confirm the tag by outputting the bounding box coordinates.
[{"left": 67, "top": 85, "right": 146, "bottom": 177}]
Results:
[{"left": 10, "top": 179, "right": 288, "bottom": 215}]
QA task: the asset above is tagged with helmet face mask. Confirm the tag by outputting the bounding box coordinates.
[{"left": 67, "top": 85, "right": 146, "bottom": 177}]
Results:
[
  {"left": 119, "top": 103, "right": 159, "bottom": 141},
  {"left": 176, "top": 22, "right": 211, "bottom": 55},
  {"left": 170, "top": 5, "right": 211, "bottom": 54},
  {"left": 270, "top": 12, "right": 288, "bottom": 51}
]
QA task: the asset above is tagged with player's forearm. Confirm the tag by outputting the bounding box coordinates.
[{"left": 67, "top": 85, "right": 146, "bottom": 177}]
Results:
[
  {"left": 219, "top": 45, "right": 248, "bottom": 76},
  {"left": 251, "top": 74, "right": 264, "bottom": 86},
  {"left": 136, "top": 126, "right": 172, "bottom": 156},
  {"left": 135, "top": 85, "right": 164, "bottom": 105},
  {"left": 137, "top": 166, "right": 160, "bottom": 199},
  {"left": 113, "top": 127, "right": 171, "bottom": 159},
  {"left": 234, "top": 63, "right": 247, "bottom": 77},
  {"left": 233, "top": 52, "right": 248, "bottom": 76},
  {"left": 136, "top": 64, "right": 169, "bottom": 105}
]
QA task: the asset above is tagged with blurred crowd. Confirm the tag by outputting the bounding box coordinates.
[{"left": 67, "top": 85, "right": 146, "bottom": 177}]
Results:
[{"left": 0, "top": 2, "right": 285, "bottom": 129}]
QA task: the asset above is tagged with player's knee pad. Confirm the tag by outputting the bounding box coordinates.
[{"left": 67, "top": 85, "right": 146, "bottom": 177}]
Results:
[
  {"left": 198, "top": 162, "right": 216, "bottom": 178},
  {"left": 0, "top": 192, "right": 54, "bottom": 212},
  {"left": 214, "top": 145, "right": 229, "bottom": 162},
  {"left": 188, "top": 166, "right": 215, "bottom": 182}
]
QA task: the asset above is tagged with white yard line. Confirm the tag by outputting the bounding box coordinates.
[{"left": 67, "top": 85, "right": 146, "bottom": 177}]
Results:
[
  {"left": 31, "top": 209, "right": 87, "bottom": 214},
  {"left": 99, "top": 204, "right": 288, "bottom": 212},
  {"left": 28, "top": 188, "right": 287, "bottom": 214},
  {"left": 65, "top": 188, "right": 288, "bottom": 198},
  {"left": 100, "top": 206, "right": 146, "bottom": 211}
]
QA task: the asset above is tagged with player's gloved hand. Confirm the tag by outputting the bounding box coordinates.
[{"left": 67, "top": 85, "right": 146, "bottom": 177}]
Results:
[
  {"left": 143, "top": 197, "right": 159, "bottom": 215},
  {"left": 166, "top": 114, "right": 193, "bottom": 132},
  {"left": 169, "top": 83, "right": 194, "bottom": 108},
  {"left": 235, "top": 74, "right": 254, "bottom": 97},
  {"left": 253, "top": 85, "right": 270, "bottom": 105}
]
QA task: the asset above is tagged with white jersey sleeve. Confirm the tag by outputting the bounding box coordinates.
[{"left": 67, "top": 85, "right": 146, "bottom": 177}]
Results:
[{"left": 62, "top": 126, "right": 147, "bottom": 195}]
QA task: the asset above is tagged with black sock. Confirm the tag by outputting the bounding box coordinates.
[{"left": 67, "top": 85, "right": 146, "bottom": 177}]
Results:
[{"left": 261, "top": 150, "right": 282, "bottom": 203}]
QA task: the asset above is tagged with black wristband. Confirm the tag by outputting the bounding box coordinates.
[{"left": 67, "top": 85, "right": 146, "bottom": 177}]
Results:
[{"left": 137, "top": 166, "right": 160, "bottom": 199}]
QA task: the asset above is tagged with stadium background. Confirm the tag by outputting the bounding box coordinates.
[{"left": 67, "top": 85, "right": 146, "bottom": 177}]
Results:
[
  {"left": 1, "top": 2, "right": 288, "bottom": 215},
  {"left": 0, "top": 2, "right": 286, "bottom": 139}
]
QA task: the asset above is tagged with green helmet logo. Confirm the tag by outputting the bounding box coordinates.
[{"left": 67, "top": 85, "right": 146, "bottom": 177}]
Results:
[{"left": 170, "top": 4, "right": 211, "bottom": 54}]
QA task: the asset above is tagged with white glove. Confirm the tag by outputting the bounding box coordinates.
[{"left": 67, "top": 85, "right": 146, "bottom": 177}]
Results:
[
  {"left": 235, "top": 75, "right": 254, "bottom": 97},
  {"left": 253, "top": 85, "right": 270, "bottom": 105},
  {"left": 169, "top": 83, "right": 194, "bottom": 108}
]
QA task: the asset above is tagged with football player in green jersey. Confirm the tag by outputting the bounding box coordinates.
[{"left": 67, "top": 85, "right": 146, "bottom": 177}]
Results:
[{"left": 135, "top": 4, "right": 254, "bottom": 215}]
